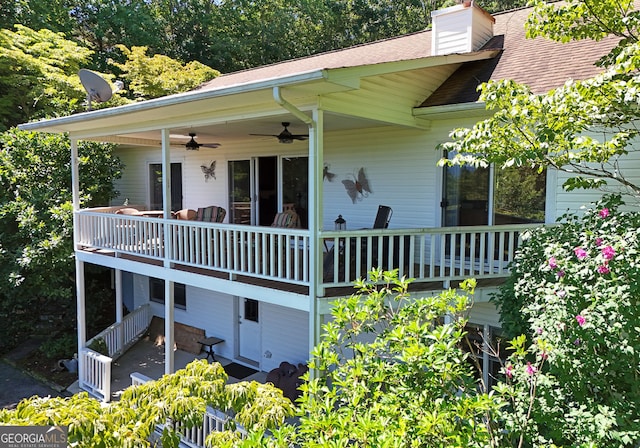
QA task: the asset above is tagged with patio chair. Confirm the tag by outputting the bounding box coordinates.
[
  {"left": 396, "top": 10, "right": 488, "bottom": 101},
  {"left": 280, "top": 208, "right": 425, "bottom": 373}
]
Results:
[
  {"left": 115, "top": 207, "right": 142, "bottom": 215},
  {"left": 271, "top": 209, "right": 300, "bottom": 228},
  {"left": 372, "top": 205, "right": 393, "bottom": 229},
  {"left": 195, "top": 206, "right": 226, "bottom": 223},
  {"left": 173, "top": 208, "right": 197, "bottom": 220},
  {"left": 323, "top": 205, "right": 394, "bottom": 282}
]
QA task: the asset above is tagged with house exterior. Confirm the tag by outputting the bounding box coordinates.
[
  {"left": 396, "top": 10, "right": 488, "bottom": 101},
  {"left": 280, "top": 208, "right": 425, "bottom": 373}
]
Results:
[{"left": 19, "top": 2, "right": 638, "bottom": 401}]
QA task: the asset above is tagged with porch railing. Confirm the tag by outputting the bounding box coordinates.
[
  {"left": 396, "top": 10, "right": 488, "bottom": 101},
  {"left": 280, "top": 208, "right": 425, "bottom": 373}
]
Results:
[
  {"left": 81, "top": 304, "right": 152, "bottom": 402},
  {"left": 76, "top": 209, "right": 540, "bottom": 289},
  {"left": 321, "top": 224, "right": 536, "bottom": 287},
  {"left": 131, "top": 374, "right": 246, "bottom": 447}
]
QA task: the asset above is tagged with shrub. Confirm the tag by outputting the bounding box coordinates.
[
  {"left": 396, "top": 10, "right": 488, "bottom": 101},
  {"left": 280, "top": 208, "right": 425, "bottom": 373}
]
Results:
[
  {"left": 272, "top": 271, "right": 504, "bottom": 448},
  {"left": 492, "top": 195, "right": 640, "bottom": 447}
]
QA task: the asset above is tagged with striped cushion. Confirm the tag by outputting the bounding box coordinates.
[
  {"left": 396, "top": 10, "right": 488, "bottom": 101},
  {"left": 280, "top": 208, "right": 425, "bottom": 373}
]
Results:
[
  {"left": 271, "top": 210, "right": 300, "bottom": 228},
  {"left": 196, "top": 206, "right": 226, "bottom": 222},
  {"left": 271, "top": 212, "right": 292, "bottom": 227}
]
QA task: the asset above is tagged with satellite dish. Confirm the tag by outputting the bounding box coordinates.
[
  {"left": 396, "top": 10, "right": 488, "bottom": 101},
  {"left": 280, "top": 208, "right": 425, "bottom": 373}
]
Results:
[{"left": 78, "top": 69, "right": 113, "bottom": 110}]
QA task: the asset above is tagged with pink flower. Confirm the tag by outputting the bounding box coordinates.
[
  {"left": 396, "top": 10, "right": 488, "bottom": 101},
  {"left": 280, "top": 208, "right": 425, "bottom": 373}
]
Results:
[
  {"left": 548, "top": 257, "right": 558, "bottom": 269},
  {"left": 505, "top": 364, "right": 513, "bottom": 378},
  {"left": 536, "top": 327, "right": 543, "bottom": 335},
  {"left": 574, "top": 247, "right": 587, "bottom": 260},
  {"left": 576, "top": 315, "right": 586, "bottom": 326},
  {"left": 597, "top": 265, "right": 610, "bottom": 274},
  {"left": 556, "top": 289, "right": 566, "bottom": 298},
  {"left": 595, "top": 238, "right": 603, "bottom": 247},
  {"left": 599, "top": 208, "right": 610, "bottom": 218},
  {"left": 601, "top": 245, "right": 615, "bottom": 261},
  {"left": 557, "top": 270, "right": 565, "bottom": 278},
  {"left": 526, "top": 362, "right": 537, "bottom": 376}
]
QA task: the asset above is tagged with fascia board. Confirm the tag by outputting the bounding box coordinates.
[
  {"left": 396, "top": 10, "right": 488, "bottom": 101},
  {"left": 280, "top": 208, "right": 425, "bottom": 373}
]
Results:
[
  {"left": 413, "top": 101, "right": 490, "bottom": 120},
  {"left": 324, "top": 49, "right": 500, "bottom": 86},
  {"left": 18, "top": 70, "right": 332, "bottom": 134}
]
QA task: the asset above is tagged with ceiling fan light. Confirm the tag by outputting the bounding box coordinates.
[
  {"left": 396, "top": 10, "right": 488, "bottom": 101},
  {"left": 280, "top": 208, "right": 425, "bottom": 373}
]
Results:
[
  {"left": 185, "top": 134, "right": 200, "bottom": 150},
  {"left": 279, "top": 137, "right": 294, "bottom": 144}
]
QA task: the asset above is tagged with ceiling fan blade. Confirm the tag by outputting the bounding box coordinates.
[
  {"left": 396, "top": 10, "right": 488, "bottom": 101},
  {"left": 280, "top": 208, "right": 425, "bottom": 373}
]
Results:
[
  {"left": 249, "top": 133, "right": 279, "bottom": 137},
  {"left": 200, "top": 143, "right": 221, "bottom": 148}
]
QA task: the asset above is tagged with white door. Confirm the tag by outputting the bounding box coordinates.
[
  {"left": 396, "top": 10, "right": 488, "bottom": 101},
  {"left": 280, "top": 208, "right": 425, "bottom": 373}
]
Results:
[{"left": 238, "top": 298, "right": 261, "bottom": 362}]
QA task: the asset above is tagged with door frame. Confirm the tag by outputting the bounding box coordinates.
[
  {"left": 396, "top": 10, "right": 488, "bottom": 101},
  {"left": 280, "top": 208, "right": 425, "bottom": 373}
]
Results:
[{"left": 235, "top": 297, "right": 261, "bottom": 367}]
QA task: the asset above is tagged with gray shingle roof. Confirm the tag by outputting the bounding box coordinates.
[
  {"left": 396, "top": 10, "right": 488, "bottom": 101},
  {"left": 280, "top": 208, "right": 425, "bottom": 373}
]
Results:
[{"left": 198, "top": 5, "right": 621, "bottom": 107}]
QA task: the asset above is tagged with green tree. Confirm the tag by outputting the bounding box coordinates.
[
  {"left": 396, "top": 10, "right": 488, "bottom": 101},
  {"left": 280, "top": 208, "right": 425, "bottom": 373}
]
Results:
[
  {"left": 0, "top": 129, "right": 123, "bottom": 352},
  {"left": 440, "top": 0, "right": 640, "bottom": 200},
  {"left": 0, "top": 360, "right": 293, "bottom": 447},
  {"left": 492, "top": 195, "right": 640, "bottom": 446},
  {"left": 111, "top": 45, "right": 220, "bottom": 100},
  {"left": 266, "top": 272, "right": 503, "bottom": 447},
  {"left": 0, "top": 26, "right": 93, "bottom": 131}
]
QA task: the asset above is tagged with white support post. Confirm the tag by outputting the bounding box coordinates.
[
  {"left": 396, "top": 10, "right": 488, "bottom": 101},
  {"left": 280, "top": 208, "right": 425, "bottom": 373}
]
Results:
[
  {"left": 161, "top": 128, "right": 175, "bottom": 374},
  {"left": 308, "top": 108, "right": 323, "bottom": 378},
  {"left": 115, "top": 269, "right": 124, "bottom": 352},
  {"left": 165, "top": 280, "right": 175, "bottom": 375},
  {"left": 70, "top": 137, "right": 86, "bottom": 383},
  {"left": 76, "top": 257, "right": 86, "bottom": 387}
]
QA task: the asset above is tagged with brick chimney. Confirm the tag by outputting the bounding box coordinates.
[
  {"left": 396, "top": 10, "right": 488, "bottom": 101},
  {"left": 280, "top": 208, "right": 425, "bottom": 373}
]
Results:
[{"left": 431, "top": 0, "right": 495, "bottom": 56}]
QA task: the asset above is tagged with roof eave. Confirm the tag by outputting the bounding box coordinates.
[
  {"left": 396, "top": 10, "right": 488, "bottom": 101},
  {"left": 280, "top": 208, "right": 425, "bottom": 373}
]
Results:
[
  {"left": 413, "top": 101, "right": 489, "bottom": 120},
  {"left": 18, "top": 69, "right": 330, "bottom": 134}
]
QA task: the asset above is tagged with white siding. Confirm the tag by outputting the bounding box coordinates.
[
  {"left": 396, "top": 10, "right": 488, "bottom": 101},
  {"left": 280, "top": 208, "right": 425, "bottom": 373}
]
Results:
[
  {"left": 132, "top": 274, "right": 236, "bottom": 359},
  {"left": 322, "top": 125, "right": 446, "bottom": 230},
  {"left": 431, "top": 4, "right": 494, "bottom": 55},
  {"left": 554, "top": 140, "right": 640, "bottom": 216},
  {"left": 468, "top": 302, "right": 501, "bottom": 328},
  {"left": 260, "top": 303, "right": 309, "bottom": 372}
]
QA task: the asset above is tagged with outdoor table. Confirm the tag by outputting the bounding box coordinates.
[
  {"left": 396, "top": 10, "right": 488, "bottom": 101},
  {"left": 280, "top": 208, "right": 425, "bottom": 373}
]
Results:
[{"left": 198, "top": 336, "right": 224, "bottom": 361}]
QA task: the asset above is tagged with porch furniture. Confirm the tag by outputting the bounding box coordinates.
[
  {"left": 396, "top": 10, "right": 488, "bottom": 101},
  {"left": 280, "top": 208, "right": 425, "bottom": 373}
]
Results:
[
  {"left": 198, "top": 336, "right": 225, "bottom": 361},
  {"left": 115, "top": 207, "right": 142, "bottom": 215},
  {"left": 323, "top": 205, "right": 394, "bottom": 281},
  {"left": 373, "top": 205, "right": 393, "bottom": 229},
  {"left": 196, "top": 206, "right": 226, "bottom": 223},
  {"left": 174, "top": 208, "right": 197, "bottom": 220},
  {"left": 138, "top": 210, "right": 164, "bottom": 218},
  {"left": 266, "top": 361, "right": 308, "bottom": 402},
  {"left": 271, "top": 209, "right": 300, "bottom": 228}
]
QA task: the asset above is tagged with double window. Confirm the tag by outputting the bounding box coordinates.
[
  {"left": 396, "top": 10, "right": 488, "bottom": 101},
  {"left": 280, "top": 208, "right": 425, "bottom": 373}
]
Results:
[
  {"left": 443, "top": 158, "right": 546, "bottom": 227},
  {"left": 149, "top": 278, "right": 186, "bottom": 310}
]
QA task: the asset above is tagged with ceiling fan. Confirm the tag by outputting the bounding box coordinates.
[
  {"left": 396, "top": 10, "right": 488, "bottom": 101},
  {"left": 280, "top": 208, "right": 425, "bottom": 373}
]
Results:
[
  {"left": 184, "top": 132, "right": 221, "bottom": 150},
  {"left": 250, "top": 122, "right": 309, "bottom": 144}
]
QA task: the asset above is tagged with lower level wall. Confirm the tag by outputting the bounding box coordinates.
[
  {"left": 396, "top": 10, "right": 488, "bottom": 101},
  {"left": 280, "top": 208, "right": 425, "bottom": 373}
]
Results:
[
  {"left": 127, "top": 274, "right": 502, "bottom": 373},
  {"left": 129, "top": 274, "right": 310, "bottom": 372}
]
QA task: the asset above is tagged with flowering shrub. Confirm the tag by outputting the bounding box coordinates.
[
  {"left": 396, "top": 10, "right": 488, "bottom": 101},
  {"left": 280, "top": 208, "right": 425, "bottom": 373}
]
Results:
[{"left": 492, "top": 195, "right": 640, "bottom": 447}]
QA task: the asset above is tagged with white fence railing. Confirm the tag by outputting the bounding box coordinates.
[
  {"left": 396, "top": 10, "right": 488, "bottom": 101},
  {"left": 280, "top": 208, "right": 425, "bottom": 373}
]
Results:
[
  {"left": 76, "top": 209, "right": 540, "bottom": 289},
  {"left": 79, "top": 348, "right": 112, "bottom": 402},
  {"left": 321, "top": 224, "right": 536, "bottom": 287},
  {"left": 131, "top": 374, "right": 246, "bottom": 447},
  {"left": 81, "top": 304, "right": 152, "bottom": 402}
]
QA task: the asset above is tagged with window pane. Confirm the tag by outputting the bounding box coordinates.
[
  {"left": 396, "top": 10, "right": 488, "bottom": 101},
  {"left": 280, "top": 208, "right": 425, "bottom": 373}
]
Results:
[
  {"left": 282, "top": 156, "right": 308, "bottom": 228},
  {"left": 494, "top": 166, "right": 546, "bottom": 224},
  {"left": 228, "top": 160, "right": 251, "bottom": 224},
  {"left": 149, "top": 278, "right": 186, "bottom": 309},
  {"left": 443, "top": 163, "right": 489, "bottom": 226}
]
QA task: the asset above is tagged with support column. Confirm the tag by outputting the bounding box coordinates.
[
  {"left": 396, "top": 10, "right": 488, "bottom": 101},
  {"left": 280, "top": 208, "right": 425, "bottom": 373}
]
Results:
[
  {"left": 115, "top": 269, "right": 124, "bottom": 352},
  {"left": 161, "top": 128, "right": 175, "bottom": 374},
  {"left": 308, "top": 108, "right": 324, "bottom": 376},
  {"left": 76, "top": 259, "right": 86, "bottom": 388},
  {"left": 70, "top": 137, "right": 86, "bottom": 385},
  {"left": 165, "top": 280, "right": 175, "bottom": 375}
]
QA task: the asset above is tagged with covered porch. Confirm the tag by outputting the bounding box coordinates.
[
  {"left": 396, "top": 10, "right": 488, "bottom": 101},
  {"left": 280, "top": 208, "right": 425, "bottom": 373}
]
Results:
[{"left": 76, "top": 205, "right": 534, "bottom": 297}]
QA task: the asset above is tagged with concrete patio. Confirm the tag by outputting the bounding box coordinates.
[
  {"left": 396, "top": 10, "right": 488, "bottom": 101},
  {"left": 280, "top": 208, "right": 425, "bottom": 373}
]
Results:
[{"left": 107, "top": 337, "right": 267, "bottom": 401}]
